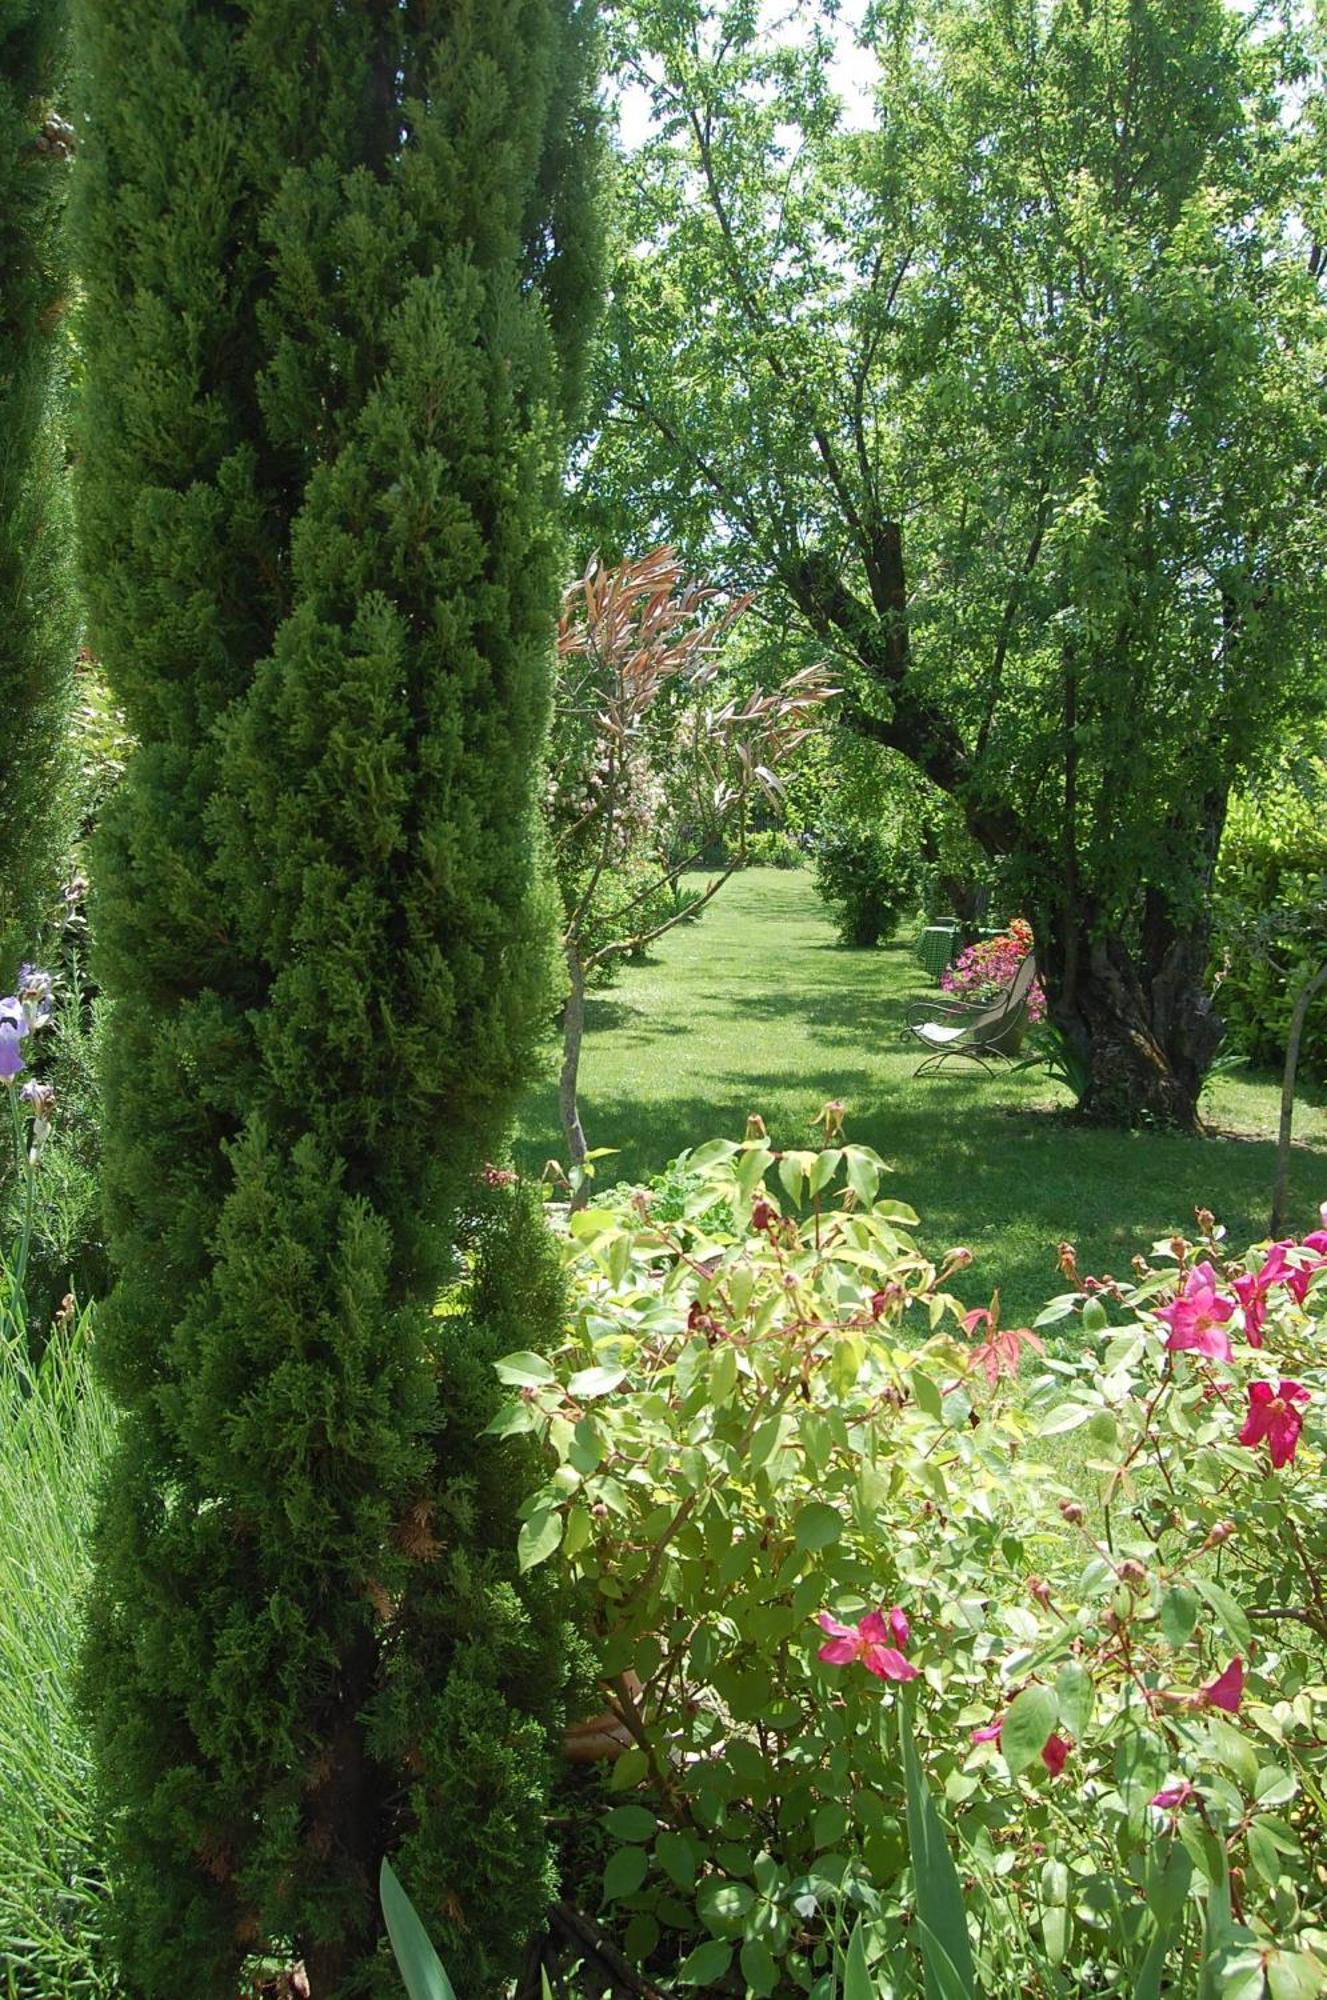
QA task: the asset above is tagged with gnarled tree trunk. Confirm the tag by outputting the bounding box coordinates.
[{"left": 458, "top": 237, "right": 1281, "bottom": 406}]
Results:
[
  {"left": 1041, "top": 892, "right": 1225, "bottom": 1132},
  {"left": 1072, "top": 933, "right": 1224, "bottom": 1130}
]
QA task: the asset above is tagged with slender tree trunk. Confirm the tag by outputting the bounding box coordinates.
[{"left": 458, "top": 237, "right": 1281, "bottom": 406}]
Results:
[
  {"left": 560, "top": 939, "right": 590, "bottom": 1206},
  {"left": 1271, "top": 962, "right": 1327, "bottom": 1237}
]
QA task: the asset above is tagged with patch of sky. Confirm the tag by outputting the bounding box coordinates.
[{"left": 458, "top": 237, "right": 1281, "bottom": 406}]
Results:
[{"left": 613, "top": 0, "right": 878, "bottom": 153}]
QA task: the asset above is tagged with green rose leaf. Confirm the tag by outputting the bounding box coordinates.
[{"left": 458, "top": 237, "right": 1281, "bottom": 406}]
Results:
[
  {"left": 602, "top": 1845, "right": 649, "bottom": 1902},
  {"left": 656, "top": 1829, "right": 699, "bottom": 1889},
  {"left": 1160, "top": 1583, "right": 1200, "bottom": 1650},
  {"left": 1055, "top": 1662, "right": 1094, "bottom": 1740},
  {"left": 517, "top": 1506, "right": 563, "bottom": 1573},
  {"left": 677, "top": 1939, "right": 733, "bottom": 1986},
  {"left": 606, "top": 1804, "right": 658, "bottom": 1843},
  {"left": 495, "top": 1351, "right": 556, "bottom": 1387},
  {"left": 1192, "top": 1576, "right": 1252, "bottom": 1652},
  {"left": 741, "top": 1939, "right": 780, "bottom": 1998},
  {"left": 1001, "top": 1684, "right": 1059, "bottom": 1778},
  {"left": 794, "top": 1501, "right": 843, "bottom": 1550},
  {"left": 696, "top": 1878, "right": 755, "bottom": 1934},
  {"left": 567, "top": 1365, "right": 628, "bottom": 1399}
]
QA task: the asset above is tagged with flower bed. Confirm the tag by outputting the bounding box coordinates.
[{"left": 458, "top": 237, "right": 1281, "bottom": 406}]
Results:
[{"left": 941, "top": 916, "right": 1046, "bottom": 1022}]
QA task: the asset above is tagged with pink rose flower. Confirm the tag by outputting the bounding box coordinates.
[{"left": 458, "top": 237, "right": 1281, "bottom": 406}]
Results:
[
  {"left": 1155, "top": 1263, "right": 1236, "bottom": 1362},
  {"left": 817, "top": 1608, "right": 918, "bottom": 1682},
  {"left": 1201, "top": 1658, "right": 1244, "bottom": 1714},
  {"left": 1236, "top": 1379, "right": 1309, "bottom": 1469}
]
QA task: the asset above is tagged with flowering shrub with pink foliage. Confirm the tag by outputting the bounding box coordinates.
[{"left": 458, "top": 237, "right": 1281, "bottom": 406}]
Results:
[
  {"left": 940, "top": 915, "right": 1046, "bottom": 1023},
  {"left": 496, "top": 1136, "right": 1327, "bottom": 1995}
]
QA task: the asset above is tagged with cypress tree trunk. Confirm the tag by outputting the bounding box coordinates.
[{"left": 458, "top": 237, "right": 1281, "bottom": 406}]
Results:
[
  {"left": 73, "top": 5, "right": 600, "bottom": 1996},
  {"left": 0, "top": 0, "right": 75, "bottom": 970}
]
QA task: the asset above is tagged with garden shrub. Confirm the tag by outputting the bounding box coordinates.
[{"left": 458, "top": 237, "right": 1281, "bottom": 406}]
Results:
[
  {"left": 0, "top": 0, "right": 76, "bottom": 975},
  {"left": 814, "top": 822, "right": 917, "bottom": 947},
  {"left": 1212, "top": 782, "right": 1327, "bottom": 1076},
  {"left": 72, "top": 3, "right": 602, "bottom": 1993},
  {"left": 503, "top": 1136, "right": 1327, "bottom": 1996},
  {"left": 742, "top": 829, "right": 805, "bottom": 870}
]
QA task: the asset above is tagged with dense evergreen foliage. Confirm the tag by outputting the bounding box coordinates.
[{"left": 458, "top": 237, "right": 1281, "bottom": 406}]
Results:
[
  {"left": 0, "top": 0, "right": 75, "bottom": 972},
  {"left": 73, "top": 3, "right": 600, "bottom": 1993}
]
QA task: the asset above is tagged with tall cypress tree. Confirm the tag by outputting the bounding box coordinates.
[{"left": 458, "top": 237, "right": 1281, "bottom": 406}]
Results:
[
  {"left": 73, "top": 5, "right": 600, "bottom": 1995},
  {"left": 0, "top": 0, "right": 75, "bottom": 970}
]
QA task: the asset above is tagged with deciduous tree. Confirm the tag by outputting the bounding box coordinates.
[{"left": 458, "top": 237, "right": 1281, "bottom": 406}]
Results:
[{"left": 587, "top": 0, "right": 1327, "bottom": 1126}]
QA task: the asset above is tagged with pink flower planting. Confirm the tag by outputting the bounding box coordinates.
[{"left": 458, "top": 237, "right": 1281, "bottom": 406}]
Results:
[
  {"left": 1236, "top": 1379, "right": 1309, "bottom": 1469},
  {"left": 817, "top": 1608, "right": 918, "bottom": 1682},
  {"left": 1201, "top": 1658, "right": 1244, "bottom": 1714},
  {"left": 968, "top": 1714, "right": 1070, "bottom": 1775},
  {"left": 1154, "top": 1263, "right": 1236, "bottom": 1362},
  {"left": 1151, "top": 1778, "right": 1195, "bottom": 1811},
  {"left": 940, "top": 921, "right": 1046, "bottom": 1023},
  {"left": 1284, "top": 1254, "right": 1327, "bottom": 1305},
  {"left": 1302, "top": 1207, "right": 1327, "bottom": 1256}
]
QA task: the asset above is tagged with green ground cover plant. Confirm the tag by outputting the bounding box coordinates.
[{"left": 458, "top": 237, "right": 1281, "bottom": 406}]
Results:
[{"left": 516, "top": 872, "right": 1327, "bottom": 1329}]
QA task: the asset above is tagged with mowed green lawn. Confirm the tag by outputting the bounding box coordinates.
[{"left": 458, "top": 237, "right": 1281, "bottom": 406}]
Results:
[{"left": 515, "top": 868, "right": 1327, "bottom": 1325}]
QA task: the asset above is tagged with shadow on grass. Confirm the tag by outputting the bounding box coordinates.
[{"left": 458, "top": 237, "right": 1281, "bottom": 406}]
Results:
[
  {"left": 517, "top": 872, "right": 1327, "bottom": 1325},
  {"left": 582, "top": 996, "right": 652, "bottom": 1034},
  {"left": 518, "top": 1066, "right": 1326, "bottom": 1327}
]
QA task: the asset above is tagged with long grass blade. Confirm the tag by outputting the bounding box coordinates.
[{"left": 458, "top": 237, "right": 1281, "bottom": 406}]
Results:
[
  {"left": 897, "top": 1696, "right": 978, "bottom": 2000},
  {"left": 380, "top": 1858, "right": 459, "bottom": 2000}
]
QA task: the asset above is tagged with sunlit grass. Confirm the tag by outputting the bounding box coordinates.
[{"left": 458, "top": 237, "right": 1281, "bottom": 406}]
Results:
[
  {"left": 516, "top": 868, "right": 1327, "bottom": 1325},
  {"left": 0, "top": 1318, "right": 117, "bottom": 2000}
]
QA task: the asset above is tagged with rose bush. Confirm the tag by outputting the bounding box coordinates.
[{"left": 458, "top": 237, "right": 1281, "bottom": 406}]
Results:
[{"left": 495, "top": 1133, "right": 1327, "bottom": 1996}]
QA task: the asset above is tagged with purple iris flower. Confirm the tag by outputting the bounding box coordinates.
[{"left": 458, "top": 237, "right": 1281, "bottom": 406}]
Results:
[{"left": 0, "top": 1020, "right": 25, "bottom": 1084}]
